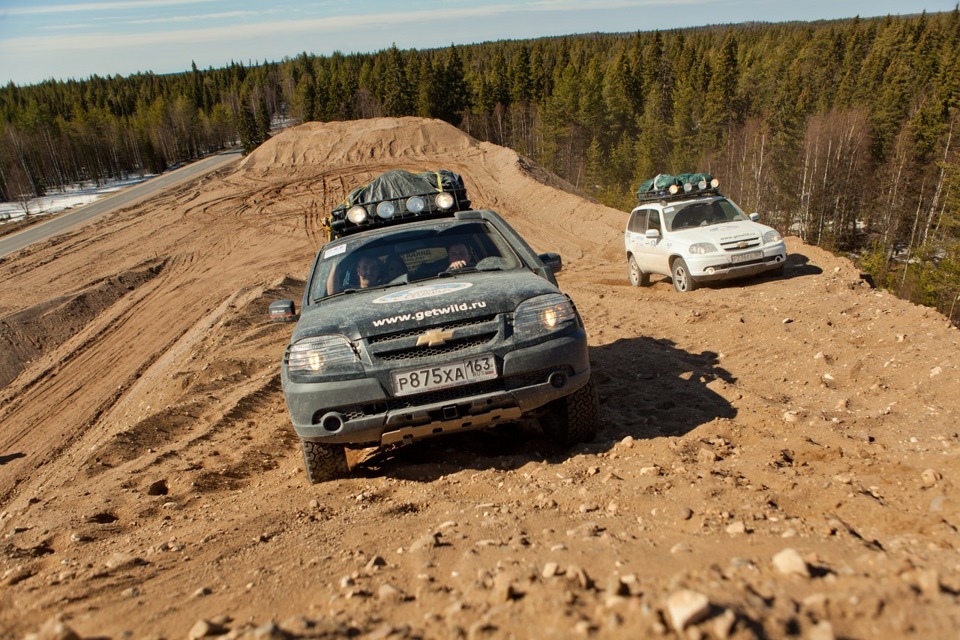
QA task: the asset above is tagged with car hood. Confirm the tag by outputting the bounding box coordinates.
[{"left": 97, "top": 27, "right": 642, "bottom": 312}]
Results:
[
  {"left": 293, "top": 270, "right": 561, "bottom": 341},
  {"left": 670, "top": 220, "right": 774, "bottom": 245}
]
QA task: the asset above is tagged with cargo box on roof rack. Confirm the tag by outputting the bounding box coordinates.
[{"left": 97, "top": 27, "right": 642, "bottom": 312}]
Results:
[{"left": 635, "top": 172, "right": 720, "bottom": 203}]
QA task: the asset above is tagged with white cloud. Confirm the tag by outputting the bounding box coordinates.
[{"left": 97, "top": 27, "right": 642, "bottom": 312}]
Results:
[
  {"left": 0, "top": 5, "right": 533, "bottom": 53},
  {"left": 4, "top": 0, "right": 219, "bottom": 16},
  {"left": 124, "top": 11, "right": 260, "bottom": 25}
]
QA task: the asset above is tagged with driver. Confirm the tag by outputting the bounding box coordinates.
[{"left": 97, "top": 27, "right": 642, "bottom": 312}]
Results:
[
  {"left": 355, "top": 255, "right": 384, "bottom": 288},
  {"left": 446, "top": 242, "right": 476, "bottom": 270}
]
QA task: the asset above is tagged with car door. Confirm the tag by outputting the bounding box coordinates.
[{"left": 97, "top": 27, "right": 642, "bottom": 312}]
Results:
[
  {"left": 632, "top": 207, "right": 668, "bottom": 274},
  {"left": 625, "top": 208, "right": 647, "bottom": 265},
  {"left": 643, "top": 208, "right": 671, "bottom": 274}
]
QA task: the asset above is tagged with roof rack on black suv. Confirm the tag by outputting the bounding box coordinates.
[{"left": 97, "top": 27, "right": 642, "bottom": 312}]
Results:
[
  {"left": 271, "top": 169, "right": 599, "bottom": 482},
  {"left": 326, "top": 169, "right": 471, "bottom": 239}
]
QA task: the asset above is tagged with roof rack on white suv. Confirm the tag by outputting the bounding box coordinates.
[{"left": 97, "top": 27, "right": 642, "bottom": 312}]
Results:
[{"left": 635, "top": 172, "right": 721, "bottom": 203}]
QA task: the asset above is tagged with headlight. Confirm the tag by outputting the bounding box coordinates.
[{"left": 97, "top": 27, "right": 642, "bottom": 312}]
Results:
[
  {"left": 763, "top": 230, "right": 783, "bottom": 244},
  {"left": 376, "top": 201, "right": 396, "bottom": 219},
  {"left": 346, "top": 206, "right": 367, "bottom": 224},
  {"left": 689, "top": 242, "right": 717, "bottom": 254},
  {"left": 514, "top": 294, "right": 577, "bottom": 336},
  {"left": 287, "top": 335, "right": 359, "bottom": 374},
  {"left": 406, "top": 196, "right": 425, "bottom": 213},
  {"left": 435, "top": 192, "right": 455, "bottom": 210}
]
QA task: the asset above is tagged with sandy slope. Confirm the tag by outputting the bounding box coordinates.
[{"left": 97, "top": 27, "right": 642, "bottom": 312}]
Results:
[{"left": 1, "top": 117, "right": 959, "bottom": 639}]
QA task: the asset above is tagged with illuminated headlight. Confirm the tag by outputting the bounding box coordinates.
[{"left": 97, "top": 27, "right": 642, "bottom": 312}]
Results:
[
  {"left": 763, "top": 230, "right": 783, "bottom": 244},
  {"left": 668, "top": 184, "right": 680, "bottom": 195},
  {"left": 514, "top": 294, "right": 577, "bottom": 335},
  {"left": 710, "top": 178, "right": 720, "bottom": 188},
  {"left": 376, "top": 201, "right": 396, "bottom": 219},
  {"left": 287, "top": 335, "right": 359, "bottom": 374},
  {"left": 435, "top": 192, "right": 455, "bottom": 210},
  {"left": 697, "top": 179, "right": 707, "bottom": 190},
  {"left": 689, "top": 242, "right": 717, "bottom": 254},
  {"left": 406, "top": 196, "right": 426, "bottom": 213},
  {"left": 683, "top": 182, "right": 693, "bottom": 192},
  {"left": 347, "top": 206, "right": 368, "bottom": 224}
]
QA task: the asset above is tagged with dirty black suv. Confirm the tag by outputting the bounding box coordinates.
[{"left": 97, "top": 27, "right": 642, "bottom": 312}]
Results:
[{"left": 270, "top": 169, "right": 599, "bottom": 482}]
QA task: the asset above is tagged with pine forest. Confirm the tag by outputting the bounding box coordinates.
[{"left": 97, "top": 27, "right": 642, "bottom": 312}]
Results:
[{"left": 2, "top": 10, "right": 960, "bottom": 323}]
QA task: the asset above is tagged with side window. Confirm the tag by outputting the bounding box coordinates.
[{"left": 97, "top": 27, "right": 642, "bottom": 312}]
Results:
[
  {"left": 628, "top": 211, "right": 646, "bottom": 234},
  {"left": 647, "top": 210, "right": 661, "bottom": 233}
]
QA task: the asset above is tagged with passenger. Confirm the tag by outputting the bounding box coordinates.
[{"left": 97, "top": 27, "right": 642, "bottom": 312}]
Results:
[{"left": 383, "top": 253, "right": 408, "bottom": 282}]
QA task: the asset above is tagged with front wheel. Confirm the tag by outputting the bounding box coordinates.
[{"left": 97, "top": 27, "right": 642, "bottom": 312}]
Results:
[
  {"left": 301, "top": 440, "right": 348, "bottom": 483},
  {"left": 541, "top": 378, "right": 600, "bottom": 446},
  {"left": 671, "top": 258, "right": 698, "bottom": 293},
  {"left": 628, "top": 256, "right": 650, "bottom": 287}
]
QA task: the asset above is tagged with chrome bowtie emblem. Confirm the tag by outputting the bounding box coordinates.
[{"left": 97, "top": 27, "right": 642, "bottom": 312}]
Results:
[
  {"left": 416, "top": 328, "right": 454, "bottom": 347},
  {"left": 737, "top": 241, "right": 749, "bottom": 248}
]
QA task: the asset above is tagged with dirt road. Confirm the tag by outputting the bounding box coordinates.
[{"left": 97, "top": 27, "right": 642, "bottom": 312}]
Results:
[{"left": 1, "top": 118, "right": 958, "bottom": 639}]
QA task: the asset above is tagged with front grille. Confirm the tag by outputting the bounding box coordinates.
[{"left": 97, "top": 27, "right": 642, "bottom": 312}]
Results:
[
  {"left": 365, "top": 314, "right": 501, "bottom": 365},
  {"left": 377, "top": 334, "right": 497, "bottom": 361},
  {"left": 719, "top": 236, "right": 761, "bottom": 252},
  {"left": 368, "top": 315, "right": 497, "bottom": 344}
]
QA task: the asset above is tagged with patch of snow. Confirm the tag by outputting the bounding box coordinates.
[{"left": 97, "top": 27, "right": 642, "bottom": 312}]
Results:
[{"left": 0, "top": 176, "right": 155, "bottom": 224}]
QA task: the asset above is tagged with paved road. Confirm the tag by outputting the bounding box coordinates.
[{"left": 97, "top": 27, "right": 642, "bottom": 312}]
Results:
[{"left": 0, "top": 149, "right": 243, "bottom": 259}]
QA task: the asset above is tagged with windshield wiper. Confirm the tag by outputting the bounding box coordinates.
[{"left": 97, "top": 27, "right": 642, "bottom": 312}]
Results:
[{"left": 439, "top": 267, "right": 479, "bottom": 277}]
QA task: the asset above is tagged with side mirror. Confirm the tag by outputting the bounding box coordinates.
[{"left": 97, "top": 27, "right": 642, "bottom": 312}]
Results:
[
  {"left": 645, "top": 228, "right": 660, "bottom": 239},
  {"left": 538, "top": 252, "right": 563, "bottom": 274},
  {"left": 749, "top": 212, "right": 760, "bottom": 222},
  {"left": 269, "top": 299, "right": 299, "bottom": 323}
]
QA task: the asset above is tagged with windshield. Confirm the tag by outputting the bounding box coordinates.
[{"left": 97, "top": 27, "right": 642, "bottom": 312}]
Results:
[
  {"left": 664, "top": 197, "right": 748, "bottom": 232},
  {"left": 309, "top": 220, "right": 523, "bottom": 302}
]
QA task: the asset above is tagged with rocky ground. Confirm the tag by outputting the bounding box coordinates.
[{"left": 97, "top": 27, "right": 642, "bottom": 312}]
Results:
[{"left": 1, "top": 117, "right": 959, "bottom": 640}]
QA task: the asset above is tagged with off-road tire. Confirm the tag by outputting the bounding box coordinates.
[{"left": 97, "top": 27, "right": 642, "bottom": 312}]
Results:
[
  {"left": 671, "top": 258, "right": 697, "bottom": 292},
  {"left": 541, "top": 378, "right": 600, "bottom": 446},
  {"left": 301, "top": 440, "right": 349, "bottom": 483},
  {"left": 628, "top": 256, "right": 650, "bottom": 287}
]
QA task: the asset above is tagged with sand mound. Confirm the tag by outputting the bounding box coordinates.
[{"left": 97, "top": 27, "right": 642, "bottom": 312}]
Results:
[{"left": 238, "top": 117, "right": 626, "bottom": 261}]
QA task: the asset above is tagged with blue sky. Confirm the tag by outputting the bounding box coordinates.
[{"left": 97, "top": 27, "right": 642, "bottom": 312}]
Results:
[{"left": 0, "top": 0, "right": 956, "bottom": 86}]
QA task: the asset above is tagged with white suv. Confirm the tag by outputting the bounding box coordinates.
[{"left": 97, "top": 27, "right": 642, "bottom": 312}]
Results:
[{"left": 625, "top": 176, "right": 787, "bottom": 292}]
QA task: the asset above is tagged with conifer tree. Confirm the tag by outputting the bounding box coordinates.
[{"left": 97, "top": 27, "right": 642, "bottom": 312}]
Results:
[
  {"left": 381, "top": 45, "right": 414, "bottom": 117},
  {"left": 237, "top": 99, "right": 260, "bottom": 155},
  {"left": 256, "top": 95, "right": 271, "bottom": 140},
  {"left": 511, "top": 45, "right": 533, "bottom": 104},
  {"left": 700, "top": 33, "right": 740, "bottom": 151}
]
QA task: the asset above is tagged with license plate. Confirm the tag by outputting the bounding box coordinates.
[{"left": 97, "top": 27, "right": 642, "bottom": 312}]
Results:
[
  {"left": 731, "top": 250, "right": 762, "bottom": 263},
  {"left": 392, "top": 354, "right": 497, "bottom": 397}
]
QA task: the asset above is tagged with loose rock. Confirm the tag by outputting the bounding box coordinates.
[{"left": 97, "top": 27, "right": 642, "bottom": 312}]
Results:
[
  {"left": 773, "top": 548, "right": 810, "bottom": 577},
  {"left": 921, "top": 469, "right": 942, "bottom": 487},
  {"left": 666, "top": 589, "right": 711, "bottom": 631},
  {"left": 409, "top": 532, "right": 440, "bottom": 552},
  {"left": 23, "top": 618, "right": 81, "bottom": 640}
]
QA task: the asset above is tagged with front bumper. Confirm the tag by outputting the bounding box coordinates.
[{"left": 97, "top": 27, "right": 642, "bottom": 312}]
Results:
[
  {"left": 684, "top": 243, "right": 786, "bottom": 282},
  {"left": 282, "top": 331, "right": 590, "bottom": 446}
]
